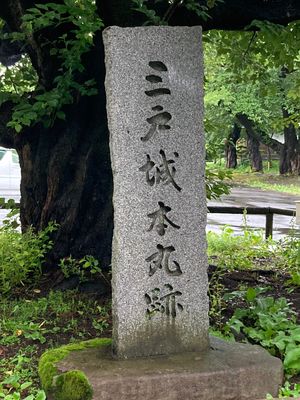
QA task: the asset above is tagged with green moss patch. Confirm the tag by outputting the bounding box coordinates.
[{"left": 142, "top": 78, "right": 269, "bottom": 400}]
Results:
[
  {"left": 53, "top": 370, "right": 93, "bottom": 400},
  {"left": 38, "top": 338, "right": 112, "bottom": 400}
]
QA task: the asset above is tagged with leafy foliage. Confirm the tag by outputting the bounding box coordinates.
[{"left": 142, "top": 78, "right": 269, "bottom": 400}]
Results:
[
  {"left": 204, "top": 21, "right": 300, "bottom": 171},
  {"left": 0, "top": 221, "right": 58, "bottom": 294},
  {"left": 225, "top": 287, "right": 300, "bottom": 376},
  {"left": 0, "top": 348, "right": 46, "bottom": 400},
  {"left": 131, "top": 0, "right": 221, "bottom": 25},
  {"left": 0, "top": 292, "right": 110, "bottom": 398},
  {"left": 0, "top": 0, "right": 103, "bottom": 132},
  {"left": 207, "top": 222, "right": 300, "bottom": 272},
  {"left": 205, "top": 166, "right": 232, "bottom": 200},
  {"left": 59, "top": 254, "right": 109, "bottom": 284},
  {"left": 207, "top": 225, "right": 273, "bottom": 270}
]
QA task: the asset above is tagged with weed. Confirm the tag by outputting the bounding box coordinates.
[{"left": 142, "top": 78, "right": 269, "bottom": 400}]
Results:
[
  {"left": 267, "top": 381, "right": 300, "bottom": 398},
  {"left": 59, "top": 255, "right": 109, "bottom": 284},
  {"left": 208, "top": 267, "right": 226, "bottom": 328},
  {"left": 0, "top": 347, "right": 46, "bottom": 399},
  {"left": 207, "top": 225, "right": 299, "bottom": 273},
  {"left": 224, "top": 288, "right": 300, "bottom": 376},
  {"left": 0, "top": 291, "right": 111, "bottom": 347},
  {"left": 0, "top": 222, "right": 58, "bottom": 295},
  {"left": 0, "top": 290, "right": 111, "bottom": 397},
  {"left": 207, "top": 226, "right": 273, "bottom": 270}
]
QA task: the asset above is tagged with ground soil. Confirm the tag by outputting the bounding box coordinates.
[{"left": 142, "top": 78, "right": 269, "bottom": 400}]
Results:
[
  {"left": 209, "top": 266, "right": 300, "bottom": 324},
  {"left": 1, "top": 268, "right": 300, "bottom": 389}
]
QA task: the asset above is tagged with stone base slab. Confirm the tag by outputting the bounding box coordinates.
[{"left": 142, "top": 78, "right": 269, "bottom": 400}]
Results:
[{"left": 57, "top": 336, "right": 283, "bottom": 400}]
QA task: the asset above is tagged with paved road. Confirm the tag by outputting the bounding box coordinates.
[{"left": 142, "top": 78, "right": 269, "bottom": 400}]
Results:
[
  {"left": 0, "top": 187, "right": 299, "bottom": 239},
  {"left": 207, "top": 186, "right": 300, "bottom": 239}
]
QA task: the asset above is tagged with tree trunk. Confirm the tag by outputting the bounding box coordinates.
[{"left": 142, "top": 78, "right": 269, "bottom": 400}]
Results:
[
  {"left": 225, "top": 123, "right": 240, "bottom": 168},
  {"left": 246, "top": 129, "right": 263, "bottom": 172},
  {"left": 17, "top": 92, "right": 113, "bottom": 267},
  {"left": 1, "top": 0, "right": 300, "bottom": 268},
  {"left": 236, "top": 113, "right": 285, "bottom": 173},
  {"left": 279, "top": 110, "right": 300, "bottom": 175},
  {"left": 236, "top": 114, "right": 263, "bottom": 172},
  {"left": 18, "top": 101, "right": 113, "bottom": 270}
]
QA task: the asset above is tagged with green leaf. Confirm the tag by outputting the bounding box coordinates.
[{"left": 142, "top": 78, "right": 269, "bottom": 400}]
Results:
[
  {"left": 245, "top": 287, "right": 257, "bottom": 303},
  {"left": 284, "top": 348, "right": 300, "bottom": 372},
  {"left": 56, "top": 110, "right": 66, "bottom": 120},
  {"left": 15, "top": 124, "right": 22, "bottom": 133}
]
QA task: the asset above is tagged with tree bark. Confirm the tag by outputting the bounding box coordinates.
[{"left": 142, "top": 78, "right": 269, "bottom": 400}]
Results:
[
  {"left": 17, "top": 92, "right": 114, "bottom": 267},
  {"left": 225, "top": 123, "right": 240, "bottom": 168},
  {"left": 1, "top": 0, "right": 300, "bottom": 267},
  {"left": 236, "top": 113, "right": 285, "bottom": 172},
  {"left": 279, "top": 109, "right": 300, "bottom": 175},
  {"left": 246, "top": 129, "right": 263, "bottom": 172},
  {"left": 0, "top": 0, "right": 113, "bottom": 267}
]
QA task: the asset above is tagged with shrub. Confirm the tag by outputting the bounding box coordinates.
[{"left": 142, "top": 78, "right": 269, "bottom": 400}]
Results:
[
  {"left": 0, "top": 222, "right": 58, "bottom": 294},
  {"left": 207, "top": 225, "right": 272, "bottom": 270}
]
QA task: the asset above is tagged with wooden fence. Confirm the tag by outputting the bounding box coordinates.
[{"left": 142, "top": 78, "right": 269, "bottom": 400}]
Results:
[
  {"left": 207, "top": 206, "right": 295, "bottom": 239},
  {"left": 0, "top": 202, "right": 296, "bottom": 239}
]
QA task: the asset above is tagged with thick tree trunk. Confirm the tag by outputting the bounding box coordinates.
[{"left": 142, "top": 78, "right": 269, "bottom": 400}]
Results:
[
  {"left": 246, "top": 129, "right": 263, "bottom": 172},
  {"left": 236, "top": 113, "right": 286, "bottom": 173},
  {"left": 16, "top": 55, "right": 113, "bottom": 267},
  {"left": 1, "top": 0, "right": 300, "bottom": 267},
  {"left": 18, "top": 106, "right": 113, "bottom": 268},
  {"left": 232, "top": 112, "right": 264, "bottom": 171},
  {"left": 225, "top": 123, "right": 240, "bottom": 168},
  {"left": 0, "top": 1, "right": 114, "bottom": 267},
  {"left": 279, "top": 110, "right": 300, "bottom": 175}
]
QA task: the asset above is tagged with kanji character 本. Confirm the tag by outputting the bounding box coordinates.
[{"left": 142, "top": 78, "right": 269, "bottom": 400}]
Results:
[
  {"left": 139, "top": 150, "right": 182, "bottom": 192},
  {"left": 146, "top": 244, "right": 182, "bottom": 277},
  {"left": 147, "top": 201, "right": 180, "bottom": 236},
  {"left": 145, "top": 284, "right": 183, "bottom": 318}
]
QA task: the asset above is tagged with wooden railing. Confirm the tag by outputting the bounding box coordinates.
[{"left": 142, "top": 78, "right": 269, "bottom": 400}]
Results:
[
  {"left": 207, "top": 206, "right": 295, "bottom": 239},
  {"left": 0, "top": 202, "right": 296, "bottom": 239}
]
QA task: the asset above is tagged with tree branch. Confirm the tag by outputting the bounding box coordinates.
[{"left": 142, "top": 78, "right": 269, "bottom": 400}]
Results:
[
  {"left": 170, "top": 0, "right": 300, "bottom": 30},
  {"left": 96, "top": 0, "right": 300, "bottom": 29},
  {"left": 1, "top": 0, "right": 67, "bottom": 88},
  {"left": 236, "top": 113, "right": 283, "bottom": 154}
]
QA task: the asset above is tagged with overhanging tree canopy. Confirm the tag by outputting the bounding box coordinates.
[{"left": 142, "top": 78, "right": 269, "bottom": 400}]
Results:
[{"left": 0, "top": 0, "right": 300, "bottom": 266}]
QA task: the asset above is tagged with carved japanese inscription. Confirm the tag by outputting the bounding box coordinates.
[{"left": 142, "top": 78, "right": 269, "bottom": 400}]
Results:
[
  {"left": 103, "top": 26, "right": 209, "bottom": 359},
  {"left": 145, "top": 284, "right": 183, "bottom": 318},
  {"left": 139, "top": 150, "right": 181, "bottom": 191}
]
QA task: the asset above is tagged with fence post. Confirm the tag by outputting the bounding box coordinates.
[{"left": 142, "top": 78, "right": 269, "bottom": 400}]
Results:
[{"left": 265, "top": 212, "right": 273, "bottom": 239}]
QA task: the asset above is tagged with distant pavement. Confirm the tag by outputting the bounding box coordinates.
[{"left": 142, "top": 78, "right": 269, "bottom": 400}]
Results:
[
  {"left": 207, "top": 186, "right": 300, "bottom": 239},
  {"left": 0, "top": 187, "right": 299, "bottom": 239}
]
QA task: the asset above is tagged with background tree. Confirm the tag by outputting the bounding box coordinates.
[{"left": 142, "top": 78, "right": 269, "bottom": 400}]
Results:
[
  {"left": 204, "top": 24, "right": 300, "bottom": 174},
  {"left": 1, "top": 0, "right": 300, "bottom": 268}
]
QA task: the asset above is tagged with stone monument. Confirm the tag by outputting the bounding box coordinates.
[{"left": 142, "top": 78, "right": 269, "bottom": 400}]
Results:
[
  {"left": 44, "top": 26, "right": 283, "bottom": 400},
  {"left": 103, "top": 25, "right": 209, "bottom": 359}
]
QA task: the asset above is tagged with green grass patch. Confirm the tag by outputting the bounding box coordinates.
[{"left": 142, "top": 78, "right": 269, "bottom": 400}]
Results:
[
  {"left": 232, "top": 173, "right": 300, "bottom": 195},
  {"left": 206, "top": 160, "right": 300, "bottom": 195},
  {"left": 207, "top": 225, "right": 300, "bottom": 272},
  {"left": 0, "top": 290, "right": 111, "bottom": 399}
]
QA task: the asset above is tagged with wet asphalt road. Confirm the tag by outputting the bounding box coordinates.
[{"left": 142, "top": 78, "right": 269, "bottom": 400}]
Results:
[
  {"left": 207, "top": 186, "right": 300, "bottom": 240},
  {"left": 0, "top": 188, "right": 299, "bottom": 239}
]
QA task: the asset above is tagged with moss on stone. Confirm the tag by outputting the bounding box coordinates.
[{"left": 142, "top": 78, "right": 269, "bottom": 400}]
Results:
[
  {"left": 54, "top": 370, "right": 93, "bottom": 400},
  {"left": 38, "top": 338, "right": 112, "bottom": 399}
]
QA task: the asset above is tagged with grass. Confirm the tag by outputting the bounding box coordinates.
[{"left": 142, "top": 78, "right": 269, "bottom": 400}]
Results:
[
  {"left": 207, "top": 226, "right": 300, "bottom": 397},
  {"left": 207, "top": 224, "right": 300, "bottom": 272},
  {"left": 0, "top": 290, "right": 111, "bottom": 399},
  {"left": 0, "top": 217, "right": 299, "bottom": 399},
  {"left": 232, "top": 172, "right": 300, "bottom": 195},
  {"left": 206, "top": 160, "right": 300, "bottom": 195}
]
